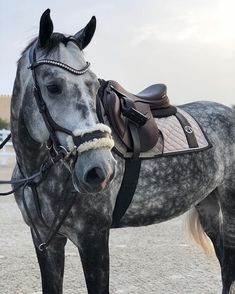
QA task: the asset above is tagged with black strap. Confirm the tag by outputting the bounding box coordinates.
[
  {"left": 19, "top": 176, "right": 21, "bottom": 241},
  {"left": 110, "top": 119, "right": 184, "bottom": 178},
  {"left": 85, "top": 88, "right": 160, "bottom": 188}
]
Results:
[
  {"left": 0, "top": 152, "right": 64, "bottom": 196},
  {"left": 39, "top": 192, "right": 76, "bottom": 251},
  {"left": 111, "top": 122, "right": 141, "bottom": 227},
  {"left": 0, "top": 133, "right": 11, "bottom": 149},
  {"left": 30, "top": 184, "right": 48, "bottom": 227},
  {"left": 0, "top": 183, "right": 25, "bottom": 196},
  {"left": 19, "top": 160, "right": 76, "bottom": 251},
  {"left": 111, "top": 158, "right": 141, "bottom": 227},
  {"left": 175, "top": 112, "right": 199, "bottom": 148}
]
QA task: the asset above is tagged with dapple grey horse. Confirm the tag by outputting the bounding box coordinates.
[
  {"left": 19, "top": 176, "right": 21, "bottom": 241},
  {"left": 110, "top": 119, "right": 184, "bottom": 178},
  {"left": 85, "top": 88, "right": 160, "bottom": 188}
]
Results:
[{"left": 11, "top": 9, "right": 235, "bottom": 294}]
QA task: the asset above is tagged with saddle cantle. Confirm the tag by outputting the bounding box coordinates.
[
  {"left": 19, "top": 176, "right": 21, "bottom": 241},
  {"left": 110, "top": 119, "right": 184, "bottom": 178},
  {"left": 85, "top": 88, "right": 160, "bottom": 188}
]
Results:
[{"left": 97, "top": 80, "right": 176, "bottom": 153}]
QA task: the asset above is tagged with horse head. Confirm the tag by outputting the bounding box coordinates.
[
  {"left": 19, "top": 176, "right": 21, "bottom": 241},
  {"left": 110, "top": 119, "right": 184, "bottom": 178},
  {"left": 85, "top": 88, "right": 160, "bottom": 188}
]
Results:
[{"left": 15, "top": 9, "right": 116, "bottom": 194}]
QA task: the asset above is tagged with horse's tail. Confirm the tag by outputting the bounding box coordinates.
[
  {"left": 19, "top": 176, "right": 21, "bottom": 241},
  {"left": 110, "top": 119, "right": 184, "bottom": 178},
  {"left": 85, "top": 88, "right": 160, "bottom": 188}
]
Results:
[{"left": 186, "top": 208, "right": 214, "bottom": 256}]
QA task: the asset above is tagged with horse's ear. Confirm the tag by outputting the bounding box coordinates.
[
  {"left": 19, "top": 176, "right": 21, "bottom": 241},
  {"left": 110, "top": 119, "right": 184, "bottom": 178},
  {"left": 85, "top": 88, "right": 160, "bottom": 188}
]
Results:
[
  {"left": 38, "top": 9, "right": 53, "bottom": 48},
  {"left": 74, "top": 16, "right": 96, "bottom": 50}
]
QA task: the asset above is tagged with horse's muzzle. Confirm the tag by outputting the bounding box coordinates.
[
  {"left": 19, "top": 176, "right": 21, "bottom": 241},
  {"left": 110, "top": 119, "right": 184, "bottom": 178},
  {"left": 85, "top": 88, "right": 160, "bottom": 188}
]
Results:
[{"left": 73, "top": 148, "right": 116, "bottom": 194}]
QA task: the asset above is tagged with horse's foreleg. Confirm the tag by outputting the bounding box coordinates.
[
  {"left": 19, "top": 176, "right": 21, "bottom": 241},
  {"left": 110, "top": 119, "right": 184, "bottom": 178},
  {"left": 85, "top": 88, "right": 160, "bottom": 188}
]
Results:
[
  {"left": 31, "top": 230, "right": 67, "bottom": 294},
  {"left": 78, "top": 228, "right": 110, "bottom": 294}
]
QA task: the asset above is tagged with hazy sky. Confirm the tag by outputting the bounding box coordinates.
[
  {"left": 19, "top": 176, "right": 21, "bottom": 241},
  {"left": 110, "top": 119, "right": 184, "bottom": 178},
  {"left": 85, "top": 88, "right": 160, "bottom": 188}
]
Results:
[{"left": 0, "top": 0, "right": 234, "bottom": 106}]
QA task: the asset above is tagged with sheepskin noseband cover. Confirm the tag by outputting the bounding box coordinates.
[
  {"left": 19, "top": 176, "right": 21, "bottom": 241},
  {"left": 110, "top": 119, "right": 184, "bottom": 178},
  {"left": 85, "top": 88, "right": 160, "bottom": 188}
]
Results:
[{"left": 67, "top": 124, "right": 114, "bottom": 154}]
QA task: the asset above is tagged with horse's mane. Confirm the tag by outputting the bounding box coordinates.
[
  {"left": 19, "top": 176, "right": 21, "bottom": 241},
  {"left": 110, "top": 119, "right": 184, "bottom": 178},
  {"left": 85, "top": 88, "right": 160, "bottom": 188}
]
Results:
[{"left": 20, "top": 33, "right": 67, "bottom": 57}]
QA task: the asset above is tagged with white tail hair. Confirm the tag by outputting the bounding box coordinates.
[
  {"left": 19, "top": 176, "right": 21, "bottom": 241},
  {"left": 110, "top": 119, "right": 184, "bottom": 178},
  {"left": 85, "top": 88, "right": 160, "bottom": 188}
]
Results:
[{"left": 186, "top": 208, "right": 215, "bottom": 256}]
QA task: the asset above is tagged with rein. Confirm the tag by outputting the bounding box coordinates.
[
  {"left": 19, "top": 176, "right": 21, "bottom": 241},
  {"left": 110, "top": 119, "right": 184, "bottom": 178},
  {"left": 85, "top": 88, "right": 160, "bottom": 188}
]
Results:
[
  {"left": 0, "top": 138, "right": 68, "bottom": 250},
  {"left": 0, "top": 133, "right": 11, "bottom": 149},
  {"left": 0, "top": 150, "right": 64, "bottom": 196}
]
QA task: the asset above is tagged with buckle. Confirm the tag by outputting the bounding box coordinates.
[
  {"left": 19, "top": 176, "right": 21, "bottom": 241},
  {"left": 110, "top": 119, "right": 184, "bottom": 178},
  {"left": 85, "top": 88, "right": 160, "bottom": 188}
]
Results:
[
  {"left": 38, "top": 243, "right": 47, "bottom": 251},
  {"left": 120, "top": 97, "right": 148, "bottom": 126}
]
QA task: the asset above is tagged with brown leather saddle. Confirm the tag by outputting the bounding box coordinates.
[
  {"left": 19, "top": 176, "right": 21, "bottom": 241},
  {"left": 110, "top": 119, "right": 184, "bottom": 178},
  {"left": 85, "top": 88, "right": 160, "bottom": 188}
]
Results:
[{"left": 97, "top": 80, "right": 177, "bottom": 153}]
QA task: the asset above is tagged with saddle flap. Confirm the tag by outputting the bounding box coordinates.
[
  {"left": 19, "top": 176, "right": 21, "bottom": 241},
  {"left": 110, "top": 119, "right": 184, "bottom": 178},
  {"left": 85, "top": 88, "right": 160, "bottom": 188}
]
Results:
[
  {"left": 104, "top": 89, "right": 132, "bottom": 148},
  {"left": 100, "top": 81, "right": 159, "bottom": 152}
]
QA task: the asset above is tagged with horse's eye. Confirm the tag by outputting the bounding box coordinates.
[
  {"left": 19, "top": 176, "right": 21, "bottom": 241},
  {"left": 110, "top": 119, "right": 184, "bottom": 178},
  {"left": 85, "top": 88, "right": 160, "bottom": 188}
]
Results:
[{"left": 46, "top": 84, "right": 62, "bottom": 94}]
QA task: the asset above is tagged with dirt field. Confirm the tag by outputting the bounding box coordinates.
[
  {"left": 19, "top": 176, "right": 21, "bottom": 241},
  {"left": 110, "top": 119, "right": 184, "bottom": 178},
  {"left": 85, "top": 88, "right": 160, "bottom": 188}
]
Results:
[{"left": 0, "top": 160, "right": 221, "bottom": 294}]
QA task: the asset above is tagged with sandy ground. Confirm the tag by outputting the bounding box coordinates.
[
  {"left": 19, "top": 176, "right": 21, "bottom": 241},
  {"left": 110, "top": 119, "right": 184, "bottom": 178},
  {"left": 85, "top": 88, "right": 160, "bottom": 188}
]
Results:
[{"left": 0, "top": 160, "right": 222, "bottom": 294}]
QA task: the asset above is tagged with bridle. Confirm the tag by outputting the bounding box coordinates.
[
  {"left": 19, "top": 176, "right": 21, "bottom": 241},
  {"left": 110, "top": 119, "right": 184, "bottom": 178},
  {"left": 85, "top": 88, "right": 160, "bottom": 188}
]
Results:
[
  {"left": 0, "top": 40, "right": 114, "bottom": 251},
  {"left": 28, "top": 42, "right": 113, "bottom": 159}
]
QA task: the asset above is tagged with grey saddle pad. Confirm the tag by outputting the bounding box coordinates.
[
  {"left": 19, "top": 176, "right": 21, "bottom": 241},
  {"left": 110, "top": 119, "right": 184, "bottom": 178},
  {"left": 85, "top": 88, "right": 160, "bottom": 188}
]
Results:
[{"left": 103, "top": 108, "right": 212, "bottom": 159}]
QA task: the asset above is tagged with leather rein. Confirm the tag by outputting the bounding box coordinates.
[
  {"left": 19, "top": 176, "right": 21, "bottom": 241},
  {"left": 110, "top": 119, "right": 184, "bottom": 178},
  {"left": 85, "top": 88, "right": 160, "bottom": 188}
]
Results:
[{"left": 0, "top": 42, "right": 113, "bottom": 251}]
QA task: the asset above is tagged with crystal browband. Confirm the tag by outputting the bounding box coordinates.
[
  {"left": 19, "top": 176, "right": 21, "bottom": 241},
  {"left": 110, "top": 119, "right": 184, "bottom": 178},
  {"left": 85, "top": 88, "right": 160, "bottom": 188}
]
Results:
[{"left": 29, "top": 59, "right": 90, "bottom": 75}]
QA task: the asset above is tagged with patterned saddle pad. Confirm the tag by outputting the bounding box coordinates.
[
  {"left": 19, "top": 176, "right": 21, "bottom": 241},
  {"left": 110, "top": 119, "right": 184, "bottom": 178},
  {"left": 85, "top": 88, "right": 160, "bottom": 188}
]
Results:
[{"left": 104, "top": 108, "right": 212, "bottom": 159}]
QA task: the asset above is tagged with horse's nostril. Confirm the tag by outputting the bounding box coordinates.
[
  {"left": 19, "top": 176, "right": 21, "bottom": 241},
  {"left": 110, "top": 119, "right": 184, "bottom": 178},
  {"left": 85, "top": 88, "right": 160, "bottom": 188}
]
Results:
[{"left": 85, "top": 167, "right": 106, "bottom": 185}]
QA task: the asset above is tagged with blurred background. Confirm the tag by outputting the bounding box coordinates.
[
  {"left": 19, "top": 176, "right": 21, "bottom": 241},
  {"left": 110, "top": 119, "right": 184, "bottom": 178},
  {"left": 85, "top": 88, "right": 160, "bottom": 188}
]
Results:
[{"left": 0, "top": 1, "right": 232, "bottom": 292}]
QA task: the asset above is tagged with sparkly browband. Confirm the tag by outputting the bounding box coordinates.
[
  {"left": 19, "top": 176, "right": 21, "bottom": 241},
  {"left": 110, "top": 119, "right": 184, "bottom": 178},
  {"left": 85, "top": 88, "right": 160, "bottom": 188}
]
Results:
[{"left": 29, "top": 59, "right": 90, "bottom": 75}]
